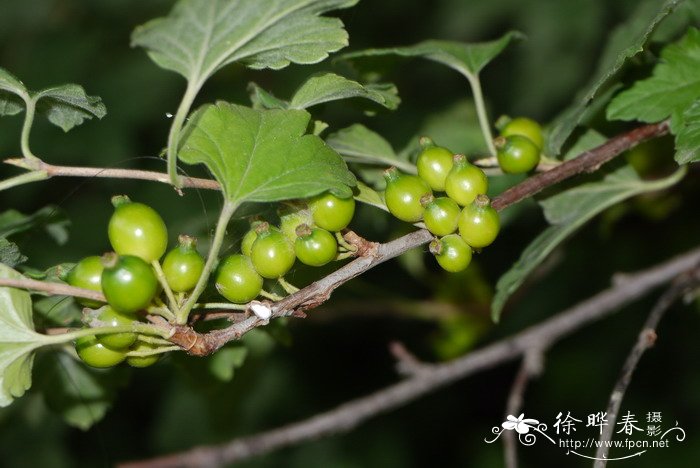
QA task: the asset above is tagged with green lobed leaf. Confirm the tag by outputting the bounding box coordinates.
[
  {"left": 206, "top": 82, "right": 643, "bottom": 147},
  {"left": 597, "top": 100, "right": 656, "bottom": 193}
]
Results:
[
  {"left": 491, "top": 165, "right": 686, "bottom": 321},
  {"left": 343, "top": 31, "right": 522, "bottom": 81},
  {"left": 0, "top": 67, "right": 26, "bottom": 116},
  {"left": 208, "top": 346, "right": 248, "bottom": 382},
  {"left": 608, "top": 27, "right": 700, "bottom": 125},
  {"left": 674, "top": 99, "right": 700, "bottom": 163},
  {"left": 353, "top": 181, "right": 387, "bottom": 212},
  {"left": 0, "top": 264, "right": 50, "bottom": 407},
  {"left": 131, "top": 0, "right": 357, "bottom": 83},
  {"left": 34, "top": 85, "right": 107, "bottom": 132},
  {"left": 547, "top": 0, "right": 683, "bottom": 156},
  {"left": 38, "top": 353, "right": 130, "bottom": 430},
  {"left": 179, "top": 102, "right": 356, "bottom": 204},
  {"left": 289, "top": 73, "right": 400, "bottom": 110},
  {"left": 248, "top": 82, "right": 289, "bottom": 110},
  {"left": 0, "top": 239, "right": 26, "bottom": 268},
  {"left": 325, "top": 124, "right": 415, "bottom": 172}
]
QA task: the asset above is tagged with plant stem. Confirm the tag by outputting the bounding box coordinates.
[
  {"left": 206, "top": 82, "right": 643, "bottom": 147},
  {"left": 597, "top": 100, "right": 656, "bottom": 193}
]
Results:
[
  {"left": 278, "top": 277, "right": 299, "bottom": 294},
  {"left": 194, "top": 302, "right": 248, "bottom": 311},
  {"left": 42, "top": 322, "right": 170, "bottom": 345},
  {"left": 147, "top": 305, "right": 177, "bottom": 322},
  {"left": 0, "top": 170, "right": 48, "bottom": 192},
  {"left": 151, "top": 260, "right": 179, "bottom": 317},
  {"left": 135, "top": 335, "right": 173, "bottom": 346},
  {"left": 467, "top": 75, "right": 496, "bottom": 156},
  {"left": 126, "top": 346, "right": 181, "bottom": 357},
  {"left": 166, "top": 82, "right": 199, "bottom": 188},
  {"left": 259, "top": 290, "right": 284, "bottom": 301},
  {"left": 20, "top": 96, "right": 39, "bottom": 160},
  {"left": 177, "top": 201, "right": 237, "bottom": 324}
]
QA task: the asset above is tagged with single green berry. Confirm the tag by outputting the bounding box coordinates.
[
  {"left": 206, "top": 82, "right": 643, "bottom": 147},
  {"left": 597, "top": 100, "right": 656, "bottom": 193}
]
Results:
[
  {"left": 384, "top": 167, "right": 432, "bottom": 222},
  {"left": 444, "top": 155, "right": 488, "bottom": 206},
  {"left": 66, "top": 256, "right": 104, "bottom": 308},
  {"left": 458, "top": 195, "right": 500, "bottom": 248},
  {"left": 416, "top": 141, "right": 454, "bottom": 191},
  {"left": 309, "top": 192, "right": 355, "bottom": 232},
  {"left": 429, "top": 234, "right": 473, "bottom": 272},
  {"left": 216, "top": 254, "right": 263, "bottom": 303},
  {"left": 250, "top": 223, "right": 296, "bottom": 279},
  {"left": 421, "top": 195, "right": 461, "bottom": 237},
  {"left": 279, "top": 207, "right": 314, "bottom": 242},
  {"left": 127, "top": 340, "right": 161, "bottom": 368},
  {"left": 94, "top": 305, "right": 137, "bottom": 349},
  {"left": 294, "top": 224, "right": 337, "bottom": 267},
  {"left": 101, "top": 253, "right": 158, "bottom": 313},
  {"left": 162, "top": 235, "right": 205, "bottom": 292},
  {"left": 499, "top": 116, "right": 544, "bottom": 150},
  {"left": 108, "top": 195, "right": 168, "bottom": 262},
  {"left": 495, "top": 135, "right": 541, "bottom": 174},
  {"left": 75, "top": 335, "right": 126, "bottom": 368}
]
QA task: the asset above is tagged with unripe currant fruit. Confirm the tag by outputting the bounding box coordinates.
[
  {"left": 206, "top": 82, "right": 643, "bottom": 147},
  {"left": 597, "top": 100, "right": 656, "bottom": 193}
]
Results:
[
  {"left": 241, "top": 219, "right": 264, "bottom": 257},
  {"left": 127, "top": 339, "right": 161, "bottom": 368},
  {"left": 309, "top": 192, "right": 355, "bottom": 232},
  {"left": 250, "top": 223, "right": 296, "bottom": 279},
  {"left": 93, "top": 305, "right": 138, "bottom": 350},
  {"left": 429, "top": 234, "right": 473, "bottom": 272},
  {"left": 215, "top": 254, "right": 263, "bottom": 303},
  {"left": 279, "top": 206, "right": 314, "bottom": 242},
  {"left": 162, "top": 235, "right": 205, "bottom": 292},
  {"left": 497, "top": 116, "right": 544, "bottom": 150},
  {"left": 383, "top": 167, "right": 432, "bottom": 222},
  {"left": 294, "top": 224, "right": 338, "bottom": 266},
  {"left": 108, "top": 195, "right": 168, "bottom": 263},
  {"left": 444, "top": 155, "right": 488, "bottom": 206},
  {"left": 101, "top": 253, "right": 158, "bottom": 313},
  {"left": 458, "top": 194, "right": 500, "bottom": 248},
  {"left": 416, "top": 137, "right": 454, "bottom": 191},
  {"left": 494, "top": 135, "right": 540, "bottom": 174},
  {"left": 421, "top": 194, "right": 460, "bottom": 237},
  {"left": 75, "top": 335, "right": 126, "bottom": 368},
  {"left": 66, "top": 256, "right": 105, "bottom": 308}
]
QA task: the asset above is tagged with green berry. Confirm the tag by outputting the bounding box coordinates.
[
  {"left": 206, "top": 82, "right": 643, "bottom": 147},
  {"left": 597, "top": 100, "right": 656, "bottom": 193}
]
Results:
[
  {"left": 250, "top": 224, "right": 296, "bottom": 279},
  {"left": 421, "top": 195, "right": 461, "bottom": 236},
  {"left": 429, "top": 235, "right": 472, "bottom": 272},
  {"left": 127, "top": 340, "right": 161, "bottom": 368},
  {"left": 458, "top": 195, "right": 500, "bottom": 248},
  {"left": 416, "top": 141, "right": 454, "bottom": 191},
  {"left": 294, "top": 224, "right": 337, "bottom": 267},
  {"left": 108, "top": 196, "right": 168, "bottom": 262},
  {"left": 94, "top": 305, "right": 137, "bottom": 349},
  {"left": 444, "top": 155, "right": 488, "bottom": 206},
  {"left": 499, "top": 116, "right": 544, "bottom": 150},
  {"left": 495, "top": 135, "right": 541, "bottom": 174},
  {"left": 309, "top": 192, "right": 355, "bottom": 232},
  {"left": 279, "top": 207, "right": 314, "bottom": 242},
  {"left": 66, "top": 256, "right": 104, "bottom": 308},
  {"left": 384, "top": 167, "right": 432, "bottom": 222},
  {"left": 216, "top": 254, "right": 263, "bottom": 303},
  {"left": 75, "top": 335, "right": 126, "bottom": 368},
  {"left": 101, "top": 253, "right": 158, "bottom": 313},
  {"left": 162, "top": 235, "right": 205, "bottom": 292}
]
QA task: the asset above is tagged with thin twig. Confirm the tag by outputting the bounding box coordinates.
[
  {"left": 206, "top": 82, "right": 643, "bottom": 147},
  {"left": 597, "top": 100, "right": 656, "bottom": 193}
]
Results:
[
  {"left": 593, "top": 264, "right": 700, "bottom": 466},
  {"left": 0, "top": 277, "right": 104, "bottom": 302},
  {"left": 119, "top": 245, "right": 700, "bottom": 468},
  {"left": 503, "top": 350, "right": 544, "bottom": 468}
]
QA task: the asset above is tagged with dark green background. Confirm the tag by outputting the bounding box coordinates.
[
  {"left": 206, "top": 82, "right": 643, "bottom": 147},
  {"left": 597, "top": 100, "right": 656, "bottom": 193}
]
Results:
[{"left": 1, "top": 0, "right": 699, "bottom": 466}]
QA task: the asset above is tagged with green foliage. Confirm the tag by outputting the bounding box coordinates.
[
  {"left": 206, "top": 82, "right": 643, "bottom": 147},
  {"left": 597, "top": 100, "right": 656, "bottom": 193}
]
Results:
[
  {"left": 208, "top": 346, "right": 248, "bottom": 382},
  {"left": 326, "top": 124, "right": 415, "bottom": 173},
  {"left": 131, "top": 0, "right": 358, "bottom": 79},
  {"left": 179, "top": 102, "right": 356, "bottom": 204},
  {"left": 491, "top": 165, "right": 687, "bottom": 320},
  {"left": 546, "top": 0, "right": 682, "bottom": 156},
  {"left": 0, "top": 239, "right": 26, "bottom": 268},
  {"left": 0, "top": 67, "right": 106, "bottom": 131},
  {"left": 675, "top": 100, "right": 700, "bottom": 163}
]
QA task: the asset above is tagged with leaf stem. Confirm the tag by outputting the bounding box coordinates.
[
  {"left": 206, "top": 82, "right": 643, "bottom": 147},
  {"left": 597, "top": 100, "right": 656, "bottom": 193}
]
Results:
[
  {"left": 278, "top": 277, "right": 299, "bottom": 294},
  {"left": 467, "top": 75, "right": 496, "bottom": 156},
  {"left": 176, "top": 200, "right": 237, "bottom": 324},
  {"left": 20, "top": 96, "right": 39, "bottom": 160},
  {"left": 126, "top": 346, "right": 181, "bottom": 357},
  {"left": 194, "top": 302, "right": 248, "bottom": 311},
  {"left": 43, "top": 322, "right": 170, "bottom": 345},
  {"left": 0, "top": 170, "right": 48, "bottom": 192},
  {"left": 151, "top": 260, "right": 179, "bottom": 317},
  {"left": 166, "top": 82, "right": 199, "bottom": 188}
]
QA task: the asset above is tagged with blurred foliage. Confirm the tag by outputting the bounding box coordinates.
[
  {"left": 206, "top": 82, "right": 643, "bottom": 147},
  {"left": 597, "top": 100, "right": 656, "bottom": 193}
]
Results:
[{"left": 1, "top": 0, "right": 700, "bottom": 467}]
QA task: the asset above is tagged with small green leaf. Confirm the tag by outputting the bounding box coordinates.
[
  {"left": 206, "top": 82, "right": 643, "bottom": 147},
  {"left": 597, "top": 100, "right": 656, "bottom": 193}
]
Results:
[
  {"left": 343, "top": 31, "right": 522, "bottom": 81},
  {"left": 34, "top": 85, "right": 107, "bottom": 132},
  {"left": 132, "top": 0, "right": 357, "bottom": 82},
  {"left": 289, "top": 73, "right": 399, "bottom": 110},
  {"left": 491, "top": 165, "right": 686, "bottom": 321},
  {"left": 179, "top": 102, "right": 356, "bottom": 204},
  {"left": 248, "top": 82, "right": 289, "bottom": 110},
  {"left": 326, "top": 124, "right": 415, "bottom": 173},
  {"left": 354, "top": 181, "right": 387, "bottom": 212},
  {"left": 675, "top": 99, "right": 700, "bottom": 163},
  {"left": 547, "top": 0, "right": 683, "bottom": 156},
  {"left": 562, "top": 129, "right": 608, "bottom": 161},
  {"left": 38, "top": 353, "right": 129, "bottom": 430},
  {"left": 608, "top": 27, "right": 700, "bottom": 124},
  {"left": 208, "top": 346, "right": 248, "bottom": 382},
  {"left": 0, "top": 239, "right": 26, "bottom": 268},
  {"left": 0, "top": 264, "right": 50, "bottom": 407},
  {"left": 0, "top": 67, "right": 26, "bottom": 116}
]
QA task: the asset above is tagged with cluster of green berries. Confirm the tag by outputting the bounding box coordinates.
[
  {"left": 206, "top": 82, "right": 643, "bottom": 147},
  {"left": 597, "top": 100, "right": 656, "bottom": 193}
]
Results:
[
  {"left": 384, "top": 141, "right": 500, "bottom": 273},
  {"left": 217, "top": 192, "right": 355, "bottom": 303},
  {"left": 494, "top": 116, "right": 544, "bottom": 174},
  {"left": 66, "top": 195, "right": 202, "bottom": 368}
]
